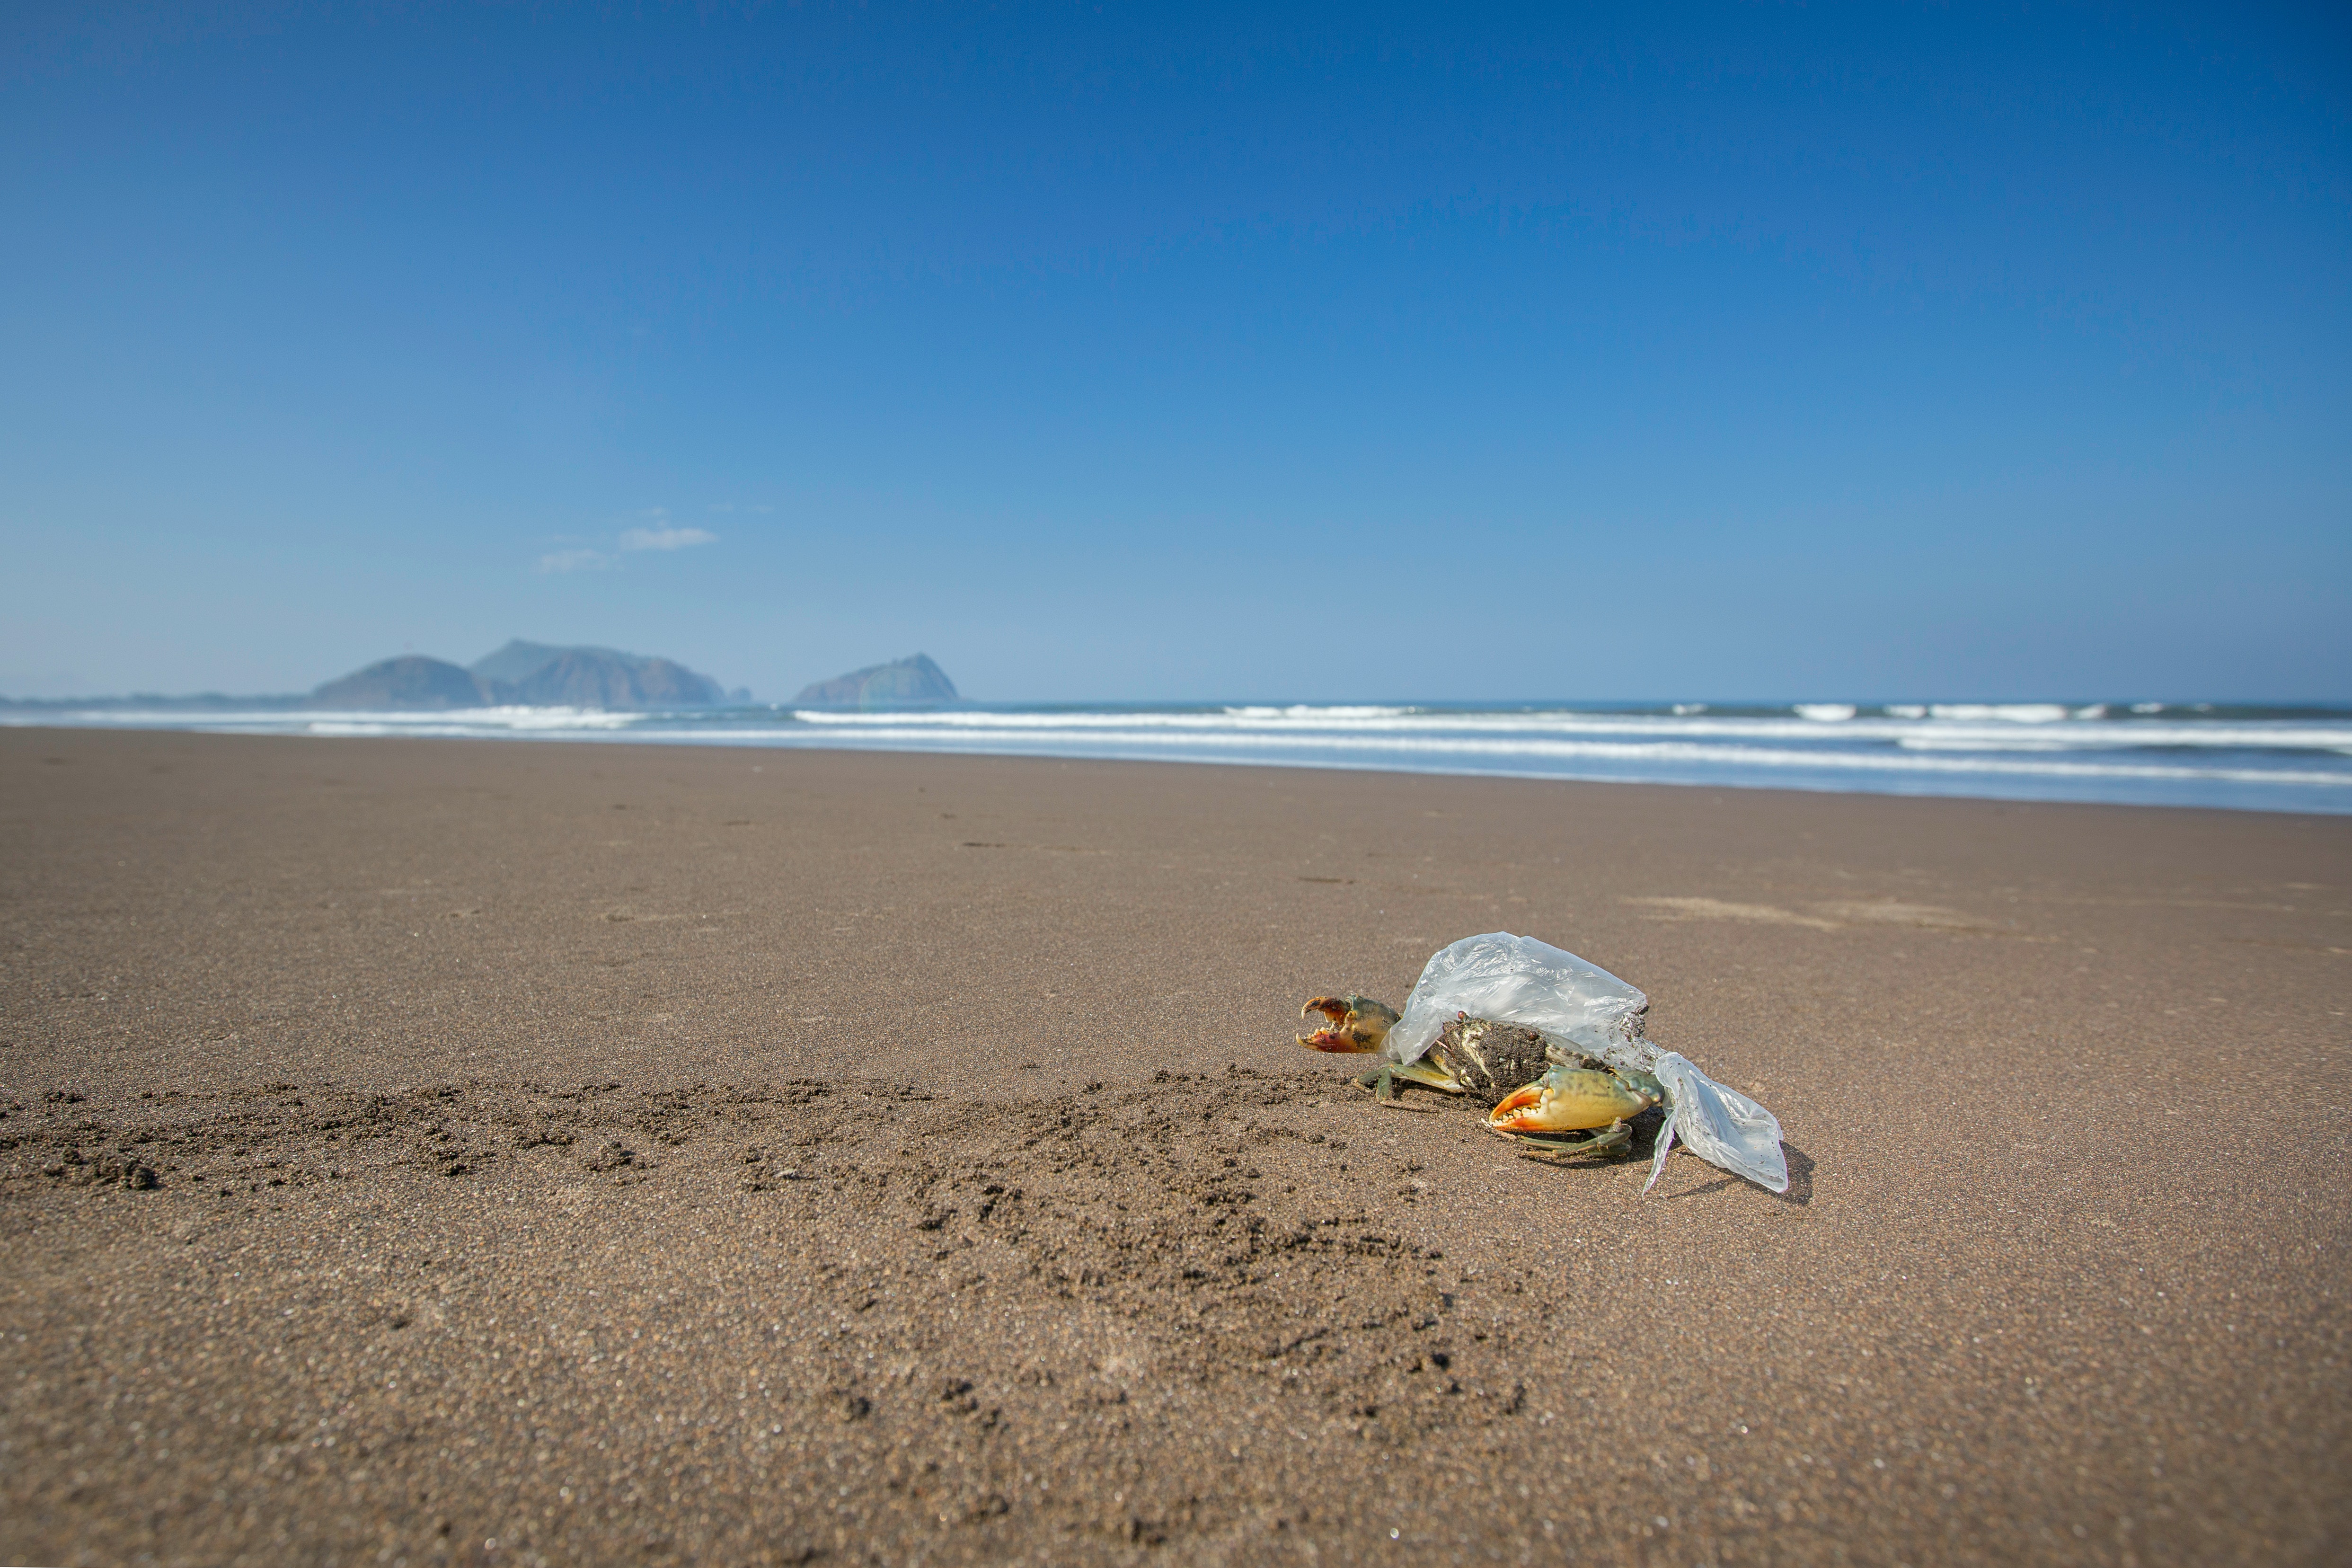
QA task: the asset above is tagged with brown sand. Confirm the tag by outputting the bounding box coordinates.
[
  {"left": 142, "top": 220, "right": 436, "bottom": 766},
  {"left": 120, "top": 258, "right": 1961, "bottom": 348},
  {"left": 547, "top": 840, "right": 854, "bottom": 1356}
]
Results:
[{"left": 2, "top": 728, "right": 2346, "bottom": 1566}]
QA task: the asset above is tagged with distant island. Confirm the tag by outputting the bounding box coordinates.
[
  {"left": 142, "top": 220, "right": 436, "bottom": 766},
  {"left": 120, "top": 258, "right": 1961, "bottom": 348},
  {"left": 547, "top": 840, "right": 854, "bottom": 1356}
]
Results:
[
  {"left": 0, "top": 641, "right": 743, "bottom": 713},
  {"left": 0, "top": 643, "right": 975, "bottom": 714},
  {"left": 792, "top": 654, "right": 959, "bottom": 709},
  {"left": 311, "top": 641, "right": 737, "bottom": 710}
]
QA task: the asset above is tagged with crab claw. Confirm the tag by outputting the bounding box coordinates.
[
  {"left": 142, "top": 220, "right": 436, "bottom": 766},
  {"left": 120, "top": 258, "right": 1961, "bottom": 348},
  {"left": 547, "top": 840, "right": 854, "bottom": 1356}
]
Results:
[
  {"left": 1487, "top": 1065, "right": 1660, "bottom": 1135},
  {"left": 1297, "top": 994, "right": 1399, "bottom": 1054}
]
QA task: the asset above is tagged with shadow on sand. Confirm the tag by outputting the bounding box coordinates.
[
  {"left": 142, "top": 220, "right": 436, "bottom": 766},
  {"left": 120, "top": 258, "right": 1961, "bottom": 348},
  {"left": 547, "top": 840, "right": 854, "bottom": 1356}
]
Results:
[{"left": 1657, "top": 1140, "right": 1814, "bottom": 1206}]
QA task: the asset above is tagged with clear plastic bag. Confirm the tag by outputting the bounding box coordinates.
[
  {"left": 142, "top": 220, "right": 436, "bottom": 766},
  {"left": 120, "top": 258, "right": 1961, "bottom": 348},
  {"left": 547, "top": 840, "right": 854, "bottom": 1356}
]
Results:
[{"left": 1384, "top": 932, "right": 1788, "bottom": 1194}]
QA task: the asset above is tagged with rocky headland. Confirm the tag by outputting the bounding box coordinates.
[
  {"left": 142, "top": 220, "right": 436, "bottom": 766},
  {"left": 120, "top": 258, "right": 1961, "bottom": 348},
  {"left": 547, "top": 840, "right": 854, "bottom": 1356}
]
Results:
[{"left": 792, "top": 653, "right": 959, "bottom": 709}]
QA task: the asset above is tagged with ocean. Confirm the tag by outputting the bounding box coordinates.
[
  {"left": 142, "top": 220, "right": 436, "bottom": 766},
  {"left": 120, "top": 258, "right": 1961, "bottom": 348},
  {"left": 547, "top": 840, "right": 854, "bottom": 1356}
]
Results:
[{"left": 14, "top": 699, "right": 2352, "bottom": 815}]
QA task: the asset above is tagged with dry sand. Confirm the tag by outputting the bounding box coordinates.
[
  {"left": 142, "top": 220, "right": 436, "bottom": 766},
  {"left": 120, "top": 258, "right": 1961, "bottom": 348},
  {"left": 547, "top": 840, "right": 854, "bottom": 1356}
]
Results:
[{"left": 1, "top": 728, "right": 2346, "bottom": 1566}]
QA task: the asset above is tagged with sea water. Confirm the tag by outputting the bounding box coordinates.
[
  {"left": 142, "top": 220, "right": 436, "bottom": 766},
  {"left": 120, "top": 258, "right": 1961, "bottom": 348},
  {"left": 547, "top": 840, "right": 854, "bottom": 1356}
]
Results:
[{"left": 15, "top": 699, "right": 2352, "bottom": 815}]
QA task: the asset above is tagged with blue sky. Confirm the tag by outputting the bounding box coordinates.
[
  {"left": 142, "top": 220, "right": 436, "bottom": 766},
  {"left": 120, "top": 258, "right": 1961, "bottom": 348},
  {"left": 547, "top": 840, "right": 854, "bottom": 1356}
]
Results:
[{"left": 4, "top": 1, "right": 2346, "bottom": 701}]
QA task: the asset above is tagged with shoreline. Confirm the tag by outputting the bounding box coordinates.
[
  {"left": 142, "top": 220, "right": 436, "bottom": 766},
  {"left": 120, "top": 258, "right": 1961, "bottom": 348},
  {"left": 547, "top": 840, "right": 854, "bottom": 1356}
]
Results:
[
  {"left": 4, "top": 727, "right": 2346, "bottom": 1563},
  {"left": 9, "top": 704, "right": 2349, "bottom": 817}
]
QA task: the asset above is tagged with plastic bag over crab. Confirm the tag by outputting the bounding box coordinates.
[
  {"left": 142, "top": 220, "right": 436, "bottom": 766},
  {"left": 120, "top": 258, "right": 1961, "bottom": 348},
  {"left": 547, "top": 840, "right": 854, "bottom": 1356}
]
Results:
[{"left": 1304, "top": 932, "right": 1787, "bottom": 1195}]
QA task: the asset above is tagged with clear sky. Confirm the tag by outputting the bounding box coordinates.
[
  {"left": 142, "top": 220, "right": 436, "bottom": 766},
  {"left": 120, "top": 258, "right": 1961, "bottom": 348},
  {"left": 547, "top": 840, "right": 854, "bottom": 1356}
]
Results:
[{"left": 4, "top": 2, "right": 2346, "bottom": 702}]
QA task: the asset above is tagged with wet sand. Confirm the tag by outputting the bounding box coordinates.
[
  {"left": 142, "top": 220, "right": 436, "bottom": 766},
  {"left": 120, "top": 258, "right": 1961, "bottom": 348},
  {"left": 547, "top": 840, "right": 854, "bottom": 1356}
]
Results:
[{"left": 2, "top": 727, "right": 2346, "bottom": 1566}]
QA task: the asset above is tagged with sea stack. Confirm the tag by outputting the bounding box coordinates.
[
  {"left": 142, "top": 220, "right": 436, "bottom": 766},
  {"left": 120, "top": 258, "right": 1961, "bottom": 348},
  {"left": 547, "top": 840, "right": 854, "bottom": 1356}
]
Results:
[{"left": 792, "top": 654, "right": 959, "bottom": 709}]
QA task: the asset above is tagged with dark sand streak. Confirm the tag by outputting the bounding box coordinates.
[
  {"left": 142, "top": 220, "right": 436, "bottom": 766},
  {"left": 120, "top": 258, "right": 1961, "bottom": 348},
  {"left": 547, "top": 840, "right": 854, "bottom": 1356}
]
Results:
[{"left": 2, "top": 730, "right": 2347, "bottom": 1565}]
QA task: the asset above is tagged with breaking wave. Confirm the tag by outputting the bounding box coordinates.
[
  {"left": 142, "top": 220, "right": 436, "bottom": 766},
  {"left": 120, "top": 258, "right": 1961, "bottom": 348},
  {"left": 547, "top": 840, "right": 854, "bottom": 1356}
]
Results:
[{"left": 9, "top": 699, "right": 2348, "bottom": 813}]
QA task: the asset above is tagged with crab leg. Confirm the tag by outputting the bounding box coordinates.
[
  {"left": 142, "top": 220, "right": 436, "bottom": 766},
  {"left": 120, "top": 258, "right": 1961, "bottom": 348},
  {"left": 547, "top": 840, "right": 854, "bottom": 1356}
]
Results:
[
  {"left": 1354, "top": 1056, "right": 1465, "bottom": 1104},
  {"left": 1498, "top": 1120, "right": 1636, "bottom": 1162}
]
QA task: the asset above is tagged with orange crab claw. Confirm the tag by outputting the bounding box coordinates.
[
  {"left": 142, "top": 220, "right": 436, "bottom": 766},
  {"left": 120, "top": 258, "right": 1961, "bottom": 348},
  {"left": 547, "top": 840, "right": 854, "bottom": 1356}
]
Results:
[
  {"left": 1296, "top": 995, "right": 1398, "bottom": 1054},
  {"left": 1486, "top": 1066, "right": 1660, "bottom": 1135},
  {"left": 1487, "top": 1080, "right": 1551, "bottom": 1130}
]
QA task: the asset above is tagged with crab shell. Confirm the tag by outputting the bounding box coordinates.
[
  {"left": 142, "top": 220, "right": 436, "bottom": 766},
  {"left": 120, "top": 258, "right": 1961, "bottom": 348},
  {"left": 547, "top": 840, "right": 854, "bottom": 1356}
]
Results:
[{"left": 1424, "top": 1015, "right": 1551, "bottom": 1106}]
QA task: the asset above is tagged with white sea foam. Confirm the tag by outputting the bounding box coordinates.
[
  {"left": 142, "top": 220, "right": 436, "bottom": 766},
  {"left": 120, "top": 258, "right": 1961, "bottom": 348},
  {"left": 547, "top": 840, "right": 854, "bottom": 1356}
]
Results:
[
  {"left": 1221, "top": 704, "right": 1417, "bottom": 719},
  {"left": 1896, "top": 736, "right": 2080, "bottom": 753},
  {"left": 14, "top": 699, "right": 2349, "bottom": 812},
  {"left": 26, "top": 703, "right": 2349, "bottom": 756},
  {"left": 307, "top": 705, "right": 645, "bottom": 732},
  {"left": 22, "top": 704, "right": 647, "bottom": 734},
  {"left": 730, "top": 721, "right": 2352, "bottom": 788},
  {"left": 1929, "top": 703, "right": 2070, "bottom": 723}
]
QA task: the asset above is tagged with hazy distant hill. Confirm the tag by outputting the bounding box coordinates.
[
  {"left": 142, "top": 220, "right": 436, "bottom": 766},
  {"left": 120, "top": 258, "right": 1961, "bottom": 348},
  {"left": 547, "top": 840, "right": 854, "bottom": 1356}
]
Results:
[
  {"left": 470, "top": 641, "right": 726, "bottom": 708},
  {"left": 2, "top": 639, "right": 739, "bottom": 713},
  {"left": 309, "top": 656, "right": 489, "bottom": 710},
  {"left": 793, "top": 653, "right": 959, "bottom": 709},
  {"left": 469, "top": 639, "right": 589, "bottom": 686},
  {"left": 302, "top": 642, "right": 730, "bottom": 710}
]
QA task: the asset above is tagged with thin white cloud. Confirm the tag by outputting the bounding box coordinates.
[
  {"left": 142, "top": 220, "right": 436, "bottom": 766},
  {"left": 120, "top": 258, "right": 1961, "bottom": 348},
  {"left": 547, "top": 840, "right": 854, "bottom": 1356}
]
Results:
[
  {"left": 532, "top": 508, "right": 716, "bottom": 574},
  {"left": 619, "top": 523, "right": 718, "bottom": 551}
]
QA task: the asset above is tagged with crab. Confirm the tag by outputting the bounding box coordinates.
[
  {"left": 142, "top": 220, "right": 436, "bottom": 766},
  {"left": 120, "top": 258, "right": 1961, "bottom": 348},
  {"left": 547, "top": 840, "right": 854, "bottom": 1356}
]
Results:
[
  {"left": 1297, "top": 994, "right": 1400, "bottom": 1054},
  {"left": 1299, "top": 996, "right": 1665, "bottom": 1161}
]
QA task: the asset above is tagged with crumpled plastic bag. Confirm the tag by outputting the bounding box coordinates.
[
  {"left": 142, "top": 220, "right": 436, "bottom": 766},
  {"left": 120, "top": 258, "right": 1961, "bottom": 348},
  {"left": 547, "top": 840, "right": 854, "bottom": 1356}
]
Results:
[{"left": 1383, "top": 931, "right": 1788, "bottom": 1194}]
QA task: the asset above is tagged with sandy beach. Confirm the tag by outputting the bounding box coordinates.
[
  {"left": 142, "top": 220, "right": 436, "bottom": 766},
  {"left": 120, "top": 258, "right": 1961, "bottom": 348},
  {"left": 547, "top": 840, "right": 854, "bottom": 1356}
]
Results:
[{"left": 2, "top": 727, "right": 2345, "bottom": 1566}]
